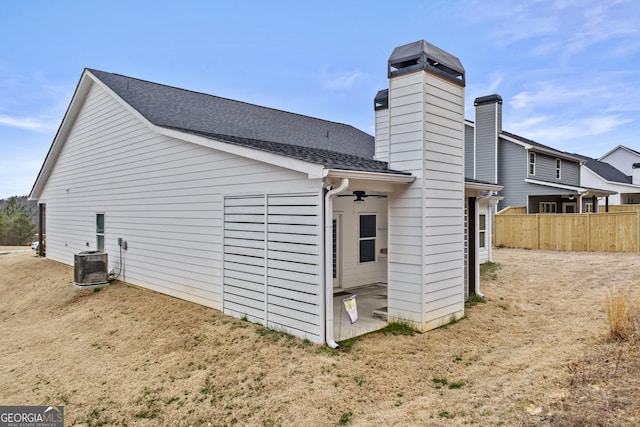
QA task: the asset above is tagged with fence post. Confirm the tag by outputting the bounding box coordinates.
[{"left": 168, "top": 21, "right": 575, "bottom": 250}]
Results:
[
  {"left": 537, "top": 214, "right": 540, "bottom": 250},
  {"left": 587, "top": 213, "right": 590, "bottom": 252}
]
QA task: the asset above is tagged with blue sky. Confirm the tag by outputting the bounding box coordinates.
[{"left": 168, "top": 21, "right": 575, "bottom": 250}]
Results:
[{"left": 1, "top": 0, "right": 639, "bottom": 199}]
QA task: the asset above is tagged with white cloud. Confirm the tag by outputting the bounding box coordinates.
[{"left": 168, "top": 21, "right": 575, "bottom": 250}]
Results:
[
  {"left": 508, "top": 114, "right": 634, "bottom": 144},
  {"left": 321, "top": 68, "right": 365, "bottom": 91},
  {"left": 0, "top": 114, "right": 58, "bottom": 132}
]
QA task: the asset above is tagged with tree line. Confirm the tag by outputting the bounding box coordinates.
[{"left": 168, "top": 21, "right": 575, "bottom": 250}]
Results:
[{"left": 0, "top": 197, "right": 37, "bottom": 245}]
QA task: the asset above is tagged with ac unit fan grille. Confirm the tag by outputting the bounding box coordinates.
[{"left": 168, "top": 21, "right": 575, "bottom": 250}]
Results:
[{"left": 74, "top": 251, "right": 108, "bottom": 286}]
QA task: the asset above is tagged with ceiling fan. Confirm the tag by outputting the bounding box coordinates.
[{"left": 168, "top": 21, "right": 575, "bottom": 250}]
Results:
[{"left": 336, "top": 191, "right": 387, "bottom": 201}]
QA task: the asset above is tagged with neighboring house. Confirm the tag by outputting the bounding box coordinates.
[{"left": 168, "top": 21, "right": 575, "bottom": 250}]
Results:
[
  {"left": 466, "top": 95, "right": 613, "bottom": 214},
  {"left": 599, "top": 145, "right": 640, "bottom": 177},
  {"left": 30, "top": 40, "right": 499, "bottom": 345},
  {"left": 575, "top": 154, "right": 640, "bottom": 206}
]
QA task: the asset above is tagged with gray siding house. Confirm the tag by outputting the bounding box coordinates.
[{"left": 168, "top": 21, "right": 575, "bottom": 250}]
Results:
[
  {"left": 30, "top": 40, "right": 499, "bottom": 345},
  {"left": 466, "top": 95, "right": 612, "bottom": 213}
]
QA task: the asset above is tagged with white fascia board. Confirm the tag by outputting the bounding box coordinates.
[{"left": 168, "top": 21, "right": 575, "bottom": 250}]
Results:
[
  {"left": 525, "top": 178, "right": 584, "bottom": 192},
  {"left": 598, "top": 144, "right": 640, "bottom": 161},
  {"left": 525, "top": 179, "right": 615, "bottom": 196},
  {"left": 465, "top": 181, "right": 503, "bottom": 192},
  {"left": 324, "top": 169, "right": 415, "bottom": 183},
  {"left": 30, "top": 70, "right": 95, "bottom": 200}
]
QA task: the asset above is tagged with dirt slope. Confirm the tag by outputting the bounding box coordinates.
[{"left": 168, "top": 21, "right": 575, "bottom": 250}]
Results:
[{"left": 1, "top": 248, "right": 638, "bottom": 426}]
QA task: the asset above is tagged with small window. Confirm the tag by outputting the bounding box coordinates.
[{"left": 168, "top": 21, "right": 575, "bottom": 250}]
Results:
[
  {"left": 539, "top": 202, "right": 557, "bottom": 213},
  {"left": 359, "top": 214, "right": 376, "bottom": 263},
  {"left": 96, "top": 213, "right": 105, "bottom": 251},
  {"left": 529, "top": 152, "right": 536, "bottom": 176},
  {"left": 585, "top": 202, "right": 594, "bottom": 213},
  {"left": 556, "top": 159, "right": 561, "bottom": 179},
  {"left": 479, "top": 214, "right": 487, "bottom": 248}
]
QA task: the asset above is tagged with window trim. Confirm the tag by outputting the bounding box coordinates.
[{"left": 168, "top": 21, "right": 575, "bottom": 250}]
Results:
[
  {"left": 585, "top": 202, "right": 594, "bottom": 213},
  {"left": 96, "top": 213, "right": 105, "bottom": 251},
  {"left": 556, "top": 158, "right": 561, "bottom": 180},
  {"left": 539, "top": 202, "right": 557, "bottom": 213},
  {"left": 358, "top": 213, "right": 376, "bottom": 263},
  {"left": 479, "top": 214, "right": 487, "bottom": 248},
  {"left": 529, "top": 152, "right": 536, "bottom": 176}
]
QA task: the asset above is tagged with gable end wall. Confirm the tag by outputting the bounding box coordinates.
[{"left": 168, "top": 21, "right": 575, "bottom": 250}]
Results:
[{"left": 39, "top": 82, "right": 323, "bottom": 332}]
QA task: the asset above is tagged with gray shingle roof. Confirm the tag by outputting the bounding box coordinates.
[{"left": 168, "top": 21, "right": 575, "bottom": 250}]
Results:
[
  {"left": 571, "top": 153, "right": 632, "bottom": 184},
  {"left": 88, "top": 69, "right": 409, "bottom": 175}
]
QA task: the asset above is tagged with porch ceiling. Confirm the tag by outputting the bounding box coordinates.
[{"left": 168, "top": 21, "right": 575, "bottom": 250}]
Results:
[{"left": 324, "top": 169, "right": 414, "bottom": 193}]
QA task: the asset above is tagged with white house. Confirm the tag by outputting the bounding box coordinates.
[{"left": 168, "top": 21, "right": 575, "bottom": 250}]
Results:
[
  {"left": 576, "top": 153, "right": 640, "bottom": 207},
  {"left": 599, "top": 145, "right": 640, "bottom": 177},
  {"left": 30, "top": 40, "right": 500, "bottom": 346},
  {"left": 592, "top": 145, "right": 640, "bottom": 205}
]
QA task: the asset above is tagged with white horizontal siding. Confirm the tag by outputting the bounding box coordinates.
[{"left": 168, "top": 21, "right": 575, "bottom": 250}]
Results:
[
  {"left": 223, "top": 193, "right": 323, "bottom": 343},
  {"left": 386, "top": 69, "right": 465, "bottom": 331},
  {"left": 375, "top": 108, "right": 389, "bottom": 162},
  {"left": 40, "top": 81, "right": 321, "bottom": 317}
]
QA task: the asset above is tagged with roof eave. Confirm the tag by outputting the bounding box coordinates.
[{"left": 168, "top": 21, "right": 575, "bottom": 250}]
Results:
[
  {"left": 500, "top": 133, "right": 582, "bottom": 163},
  {"left": 324, "top": 169, "right": 415, "bottom": 183},
  {"left": 465, "top": 181, "right": 503, "bottom": 192},
  {"left": 525, "top": 178, "right": 617, "bottom": 196}
]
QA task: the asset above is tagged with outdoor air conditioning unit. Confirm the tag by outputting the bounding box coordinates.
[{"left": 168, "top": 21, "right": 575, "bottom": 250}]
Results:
[{"left": 74, "top": 251, "right": 109, "bottom": 288}]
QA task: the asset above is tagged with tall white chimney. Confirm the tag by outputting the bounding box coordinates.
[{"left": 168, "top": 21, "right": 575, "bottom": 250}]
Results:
[{"left": 385, "top": 40, "right": 466, "bottom": 331}]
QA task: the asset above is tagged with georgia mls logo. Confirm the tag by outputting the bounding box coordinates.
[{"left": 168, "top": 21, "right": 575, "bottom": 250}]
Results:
[{"left": 0, "top": 405, "right": 64, "bottom": 427}]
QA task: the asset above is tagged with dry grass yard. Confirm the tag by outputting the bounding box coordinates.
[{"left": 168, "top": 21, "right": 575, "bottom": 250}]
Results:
[{"left": 1, "top": 248, "right": 639, "bottom": 426}]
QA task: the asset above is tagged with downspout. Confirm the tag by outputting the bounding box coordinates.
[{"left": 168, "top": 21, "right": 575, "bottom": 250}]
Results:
[
  {"left": 475, "top": 191, "right": 495, "bottom": 297},
  {"left": 324, "top": 178, "right": 349, "bottom": 348}
]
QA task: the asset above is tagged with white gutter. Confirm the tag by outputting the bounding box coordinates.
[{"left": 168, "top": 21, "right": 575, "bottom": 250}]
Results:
[
  {"left": 324, "top": 169, "right": 414, "bottom": 183},
  {"left": 324, "top": 178, "right": 349, "bottom": 349}
]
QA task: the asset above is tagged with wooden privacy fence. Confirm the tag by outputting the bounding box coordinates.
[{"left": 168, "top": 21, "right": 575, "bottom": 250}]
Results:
[{"left": 494, "top": 211, "right": 640, "bottom": 252}]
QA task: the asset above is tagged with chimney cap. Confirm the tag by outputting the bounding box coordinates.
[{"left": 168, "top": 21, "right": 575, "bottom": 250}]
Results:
[
  {"left": 374, "top": 89, "right": 388, "bottom": 110},
  {"left": 388, "top": 40, "right": 464, "bottom": 86},
  {"left": 474, "top": 94, "right": 503, "bottom": 106}
]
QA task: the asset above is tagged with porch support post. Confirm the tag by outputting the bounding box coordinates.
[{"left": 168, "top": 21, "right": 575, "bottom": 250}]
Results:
[{"left": 38, "top": 203, "right": 45, "bottom": 257}]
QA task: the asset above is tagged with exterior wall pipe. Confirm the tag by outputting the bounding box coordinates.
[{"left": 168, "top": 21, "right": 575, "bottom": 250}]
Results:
[{"left": 323, "top": 178, "right": 349, "bottom": 348}]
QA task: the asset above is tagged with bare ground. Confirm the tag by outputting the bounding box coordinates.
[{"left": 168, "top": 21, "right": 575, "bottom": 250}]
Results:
[{"left": 1, "top": 248, "right": 639, "bottom": 426}]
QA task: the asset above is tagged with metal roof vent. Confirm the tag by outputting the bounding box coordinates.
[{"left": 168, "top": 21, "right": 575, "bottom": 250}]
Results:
[{"left": 388, "top": 40, "right": 465, "bottom": 86}]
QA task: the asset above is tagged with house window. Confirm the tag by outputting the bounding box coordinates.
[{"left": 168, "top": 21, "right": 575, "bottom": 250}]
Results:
[
  {"left": 585, "top": 202, "right": 594, "bottom": 213},
  {"left": 359, "top": 214, "right": 376, "bottom": 263},
  {"left": 539, "top": 202, "right": 557, "bottom": 213},
  {"left": 96, "top": 213, "right": 105, "bottom": 251},
  {"left": 556, "top": 159, "right": 561, "bottom": 179},
  {"left": 529, "top": 152, "right": 536, "bottom": 176},
  {"left": 479, "top": 214, "right": 486, "bottom": 248}
]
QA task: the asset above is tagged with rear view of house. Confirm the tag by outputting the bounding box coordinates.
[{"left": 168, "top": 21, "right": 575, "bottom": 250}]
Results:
[{"left": 30, "top": 40, "right": 497, "bottom": 345}]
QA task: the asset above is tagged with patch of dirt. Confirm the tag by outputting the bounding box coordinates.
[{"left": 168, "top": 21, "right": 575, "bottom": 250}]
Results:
[{"left": 1, "top": 248, "right": 639, "bottom": 426}]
